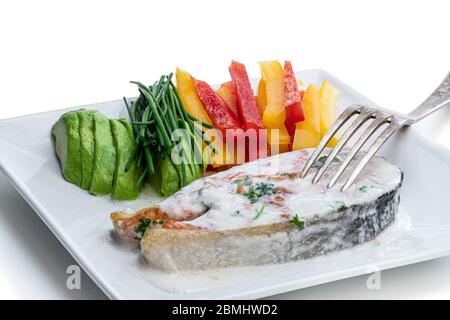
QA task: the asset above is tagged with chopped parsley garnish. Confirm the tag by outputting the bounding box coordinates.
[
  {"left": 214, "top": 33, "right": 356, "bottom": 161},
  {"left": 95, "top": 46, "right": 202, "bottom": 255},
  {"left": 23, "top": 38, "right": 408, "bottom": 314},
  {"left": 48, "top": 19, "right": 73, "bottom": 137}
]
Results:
[
  {"left": 200, "top": 200, "right": 211, "bottom": 211},
  {"left": 311, "top": 155, "right": 341, "bottom": 169},
  {"left": 243, "top": 181, "right": 276, "bottom": 203},
  {"left": 233, "top": 176, "right": 252, "bottom": 186},
  {"left": 358, "top": 185, "right": 372, "bottom": 193},
  {"left": 134, "top": 218, "right": 163, "bottom": 239},
  {"left": 311, "top": 155, "right": 328, "bottom": 169},
  {"left": 254, "top": 204, "right": 266, "bottom": 220},
  {"left": 330, "top": 201, "right": 346, "bottom": 210},
  {"left": 290, "top": 214, "right": 305, "bottom": 229},
  {"left": 231, "top": 210, "right": 242, "bottom": 217}
]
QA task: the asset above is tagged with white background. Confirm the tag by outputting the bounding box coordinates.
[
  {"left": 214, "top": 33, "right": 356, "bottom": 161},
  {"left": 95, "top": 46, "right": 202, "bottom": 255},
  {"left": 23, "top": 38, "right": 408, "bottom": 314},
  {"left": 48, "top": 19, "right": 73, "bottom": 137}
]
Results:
[{"left": 1, "top": 0, "right": 450, "bottom": 299}]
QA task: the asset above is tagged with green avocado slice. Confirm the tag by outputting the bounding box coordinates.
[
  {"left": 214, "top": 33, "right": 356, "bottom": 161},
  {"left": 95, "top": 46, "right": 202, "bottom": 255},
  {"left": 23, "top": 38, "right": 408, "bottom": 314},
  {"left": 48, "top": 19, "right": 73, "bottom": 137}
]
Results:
[
  {"left": 149, "top": 153, "right": 180, "bottom": 197},
  {"left": 89, "top": 113, "right": 116, "bottom": 195},
  {"left": 51, "top": 110, "right": 83, "bottom": 186},
  {"left": 78, "top": 110, "right": 97, "bottom": 190},
  {"left": 119, "top": 119, "right": 143, "bottom": 189},
  {"left": 110, "top": 119, "right": 140, "bottom": 200}
]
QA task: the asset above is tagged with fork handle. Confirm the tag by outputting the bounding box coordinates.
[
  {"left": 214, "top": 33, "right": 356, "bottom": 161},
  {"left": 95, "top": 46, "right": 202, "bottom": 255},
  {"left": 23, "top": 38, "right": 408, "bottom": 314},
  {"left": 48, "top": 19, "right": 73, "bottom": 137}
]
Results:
[{"left": 407, "top": 71, "right": 450, "bottom": 123}]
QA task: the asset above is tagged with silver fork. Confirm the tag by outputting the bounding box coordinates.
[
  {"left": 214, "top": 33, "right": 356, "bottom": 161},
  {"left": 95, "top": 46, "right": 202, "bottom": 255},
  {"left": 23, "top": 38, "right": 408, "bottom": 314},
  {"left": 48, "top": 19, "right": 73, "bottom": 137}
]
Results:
[{"left": 301, "top": 71, "right": 450, "bottom": 191}]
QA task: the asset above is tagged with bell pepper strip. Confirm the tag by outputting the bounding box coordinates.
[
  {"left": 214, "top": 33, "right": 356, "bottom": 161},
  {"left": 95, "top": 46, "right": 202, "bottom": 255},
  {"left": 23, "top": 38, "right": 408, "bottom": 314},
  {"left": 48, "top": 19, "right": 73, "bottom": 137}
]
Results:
[
  {"left": 175, "top": 68, "right": 212, "bottom": 125},
  {"left": 192, "top": 78, "right": 242, "bottom": 133},
  {"left": 229, "top": 61, "right": 264, "bottom": 131},
  {"left": 283, "top": 61, "right": 305, "bottom": 138},
  {"left": 175, "top": 69, "right": 230, "bottom": 167},
  {"left": 258, "top": 61, "right": 286, "bottom": 127},
  {"left": 319, "top": 80, "right": 341, "bottom": 147},
  {"left": 216, "top": 81, "right": 239, "bottom": 119},
  {"left": 292, "top": 84, "right": 321, "bottom": 150},
  {"left": 202, "top": 128, "right": 233, "bottom": 167},
  {"left": 256, "top": 78, "right": 267, "bottom": 116},
  {"left": 257, "top": 61, "right": 290, "bottom": 153},
  {"left": 229, "top": 61, "right": 268, "bottom": 161},
  {"left": 267, "top": 127, "right": 290, "bottom": 154}
]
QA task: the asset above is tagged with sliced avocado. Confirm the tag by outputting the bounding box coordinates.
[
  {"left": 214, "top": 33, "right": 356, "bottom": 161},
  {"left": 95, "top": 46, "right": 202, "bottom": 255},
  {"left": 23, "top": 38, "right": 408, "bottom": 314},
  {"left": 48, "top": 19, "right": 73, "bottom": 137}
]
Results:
[
  {"left": 110, "top": 119, "right": 140, "bottom": 200},
  {"left": 119, "top": 118, "right": 143, "bottom": 185},
  {"left": 78, "top": 110, "right": 97, "bottom": 190},
  {"left": 89, "top": 113, "right": 116, "bottom": 195},
  {"left": 149, "top": 154, "right": 180, "bottom": 197},
  {"left": 51, "top": 110, "right": 83, "bottom": 186}
]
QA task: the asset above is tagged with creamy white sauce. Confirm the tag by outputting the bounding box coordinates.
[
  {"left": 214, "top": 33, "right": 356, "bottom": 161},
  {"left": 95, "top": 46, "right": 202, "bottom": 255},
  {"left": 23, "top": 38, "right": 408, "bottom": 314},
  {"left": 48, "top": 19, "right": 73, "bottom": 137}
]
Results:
[{"left": 158, "top": 149, "right": 402, "bottom": 231}]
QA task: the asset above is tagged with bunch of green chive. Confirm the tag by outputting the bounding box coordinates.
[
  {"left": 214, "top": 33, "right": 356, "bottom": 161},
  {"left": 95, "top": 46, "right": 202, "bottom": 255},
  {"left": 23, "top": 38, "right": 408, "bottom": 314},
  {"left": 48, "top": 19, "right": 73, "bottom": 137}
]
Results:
[{"left": 123, "top": 73, "right": 216, "bottom": 191}]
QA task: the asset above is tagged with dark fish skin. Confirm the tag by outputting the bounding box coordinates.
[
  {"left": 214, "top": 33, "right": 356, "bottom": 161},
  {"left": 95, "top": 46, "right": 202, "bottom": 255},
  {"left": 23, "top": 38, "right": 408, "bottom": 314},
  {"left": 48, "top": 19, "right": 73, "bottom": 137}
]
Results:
[{"left": 140, "top": 174, "right": 403, "bottom": 272}]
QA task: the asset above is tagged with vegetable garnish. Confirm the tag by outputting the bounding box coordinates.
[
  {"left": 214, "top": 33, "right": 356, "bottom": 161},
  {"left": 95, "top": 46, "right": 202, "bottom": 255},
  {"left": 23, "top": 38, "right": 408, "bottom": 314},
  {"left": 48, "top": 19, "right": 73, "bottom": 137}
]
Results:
[
  {"left": 232, "top": 210, "right": 242, "bottom": 217},
  {"left": 310, "top": 155, "right": 342, "bottom": 171},
  {"left": 233, "top": 176, "right": 251, "bottom": 186},
  {"left": 329, "top": 201, "right": 346, "bottom": 210},
  {"left": 134, "top": 217, "right": 164, "bottom": 239},
  {"left": 284, "top": 60, "right": 305, "bottom": 138},
  {"left": 254, "top": 203, "right": 267, "bottom": 220},
  {"left": 243, "top": 181, "right": 276, "bottom": 204},
  {"left": 290, "top": 214, "right": 305, "bottom": 229},
  {"left": 311, "top": 155, "right": 328, "bottom": 169},
  {"left": 229, "top": 61, "right": 264, "bottom": 131},
  {"left": 192, "top": 77, "right": 243, "bottom": 137},
  {"left": 125, "top": 74, "right": 216, "bottom": 196},
  {"left": 358, "top": 185, "right": 373, "bottom": 193}
]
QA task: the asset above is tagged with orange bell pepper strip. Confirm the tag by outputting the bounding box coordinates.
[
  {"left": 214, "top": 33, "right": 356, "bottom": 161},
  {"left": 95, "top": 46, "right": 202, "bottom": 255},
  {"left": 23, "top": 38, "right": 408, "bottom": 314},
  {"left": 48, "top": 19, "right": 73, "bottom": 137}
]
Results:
[
  {"left": 175, "top": 68, "right": 212, "bottom": 125},
  {"left": 175, "top": 68, "right": 229, "bottom": 167},
  {"left": 216, "top": 81, "right": 239, "bottom": 119}
]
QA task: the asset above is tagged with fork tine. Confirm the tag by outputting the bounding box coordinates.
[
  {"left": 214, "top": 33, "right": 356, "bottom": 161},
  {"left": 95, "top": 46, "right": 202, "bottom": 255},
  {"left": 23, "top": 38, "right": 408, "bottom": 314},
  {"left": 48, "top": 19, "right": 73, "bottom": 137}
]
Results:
[
  {"left": 312, "top": 108, "right": 376, "bottom": 184},
  {"left": 327, "top": 114, "right": 392, "bottom": 188},
  {"left": 341, "top": 119, "right": 404, "bottom": 191},
  {"left": 301, "top": 104, "right": 362, "bottom": 178}
]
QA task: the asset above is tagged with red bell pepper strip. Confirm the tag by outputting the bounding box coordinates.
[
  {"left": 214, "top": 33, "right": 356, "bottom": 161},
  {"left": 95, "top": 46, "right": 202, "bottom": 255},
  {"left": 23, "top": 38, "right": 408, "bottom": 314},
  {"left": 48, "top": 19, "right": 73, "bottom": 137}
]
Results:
[
  {"left": 284, "top": 61, "right": 305, "bottom": 137},
  {"left": 229, "top": 61, "right": 264, "bottom": 131},
  {"left": 192, "top": 77, "right": 243, "bottom": 137},
  {"left": 229, "top": 61, "right": 269, "bottom": 161}
]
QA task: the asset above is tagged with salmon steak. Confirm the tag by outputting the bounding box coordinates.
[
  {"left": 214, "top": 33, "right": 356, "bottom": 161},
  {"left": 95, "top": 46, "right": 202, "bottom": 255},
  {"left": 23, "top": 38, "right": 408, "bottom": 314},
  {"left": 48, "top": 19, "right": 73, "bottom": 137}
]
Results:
[{"left": 111, "top": 149, "right": 403, "bottom": 272}]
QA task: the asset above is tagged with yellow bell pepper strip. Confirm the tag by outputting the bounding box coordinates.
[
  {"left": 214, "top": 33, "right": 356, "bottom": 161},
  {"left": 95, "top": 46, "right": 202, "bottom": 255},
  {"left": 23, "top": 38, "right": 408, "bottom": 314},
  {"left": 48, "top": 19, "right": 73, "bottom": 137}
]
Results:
[
  {"left": 257, "top": 61, "right": 290, "bottom": 153},
  {"left": 216, "top": 81, "right": 239, "bottom": 119},
  {"left": 319, "top": 80, "right": 341, "bottom": 147},
  {"left": 292, "top": 84, "right": 321, "bottom": 150},
  {"left": 267, "top": 126, "right": 291, "bottom": 154},
  {"left": 256, "top": 79, "right": 267, "bottom": 116},
  {"left": 175, "top": 68, "right": 212, "bottom": 125},
  {"left": 258, "top": 61, "right": 286, "bottom": 126},
  {"left": 283, "top": 61, "right": 305, "bottom": 138}
]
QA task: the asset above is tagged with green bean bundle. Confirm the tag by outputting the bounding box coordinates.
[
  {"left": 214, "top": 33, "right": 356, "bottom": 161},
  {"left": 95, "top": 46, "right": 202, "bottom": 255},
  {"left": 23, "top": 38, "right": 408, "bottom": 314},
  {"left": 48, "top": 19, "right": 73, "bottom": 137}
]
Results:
[{"left": 123, "top": 73, "right": 215, "bottom": 196}]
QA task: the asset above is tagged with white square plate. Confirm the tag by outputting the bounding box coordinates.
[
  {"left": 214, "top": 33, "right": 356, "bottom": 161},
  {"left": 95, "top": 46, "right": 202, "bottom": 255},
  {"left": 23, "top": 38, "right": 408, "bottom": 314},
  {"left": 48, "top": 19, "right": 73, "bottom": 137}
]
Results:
[{"left": 1, "top": 69, "right": 450, "bottom": 299}]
